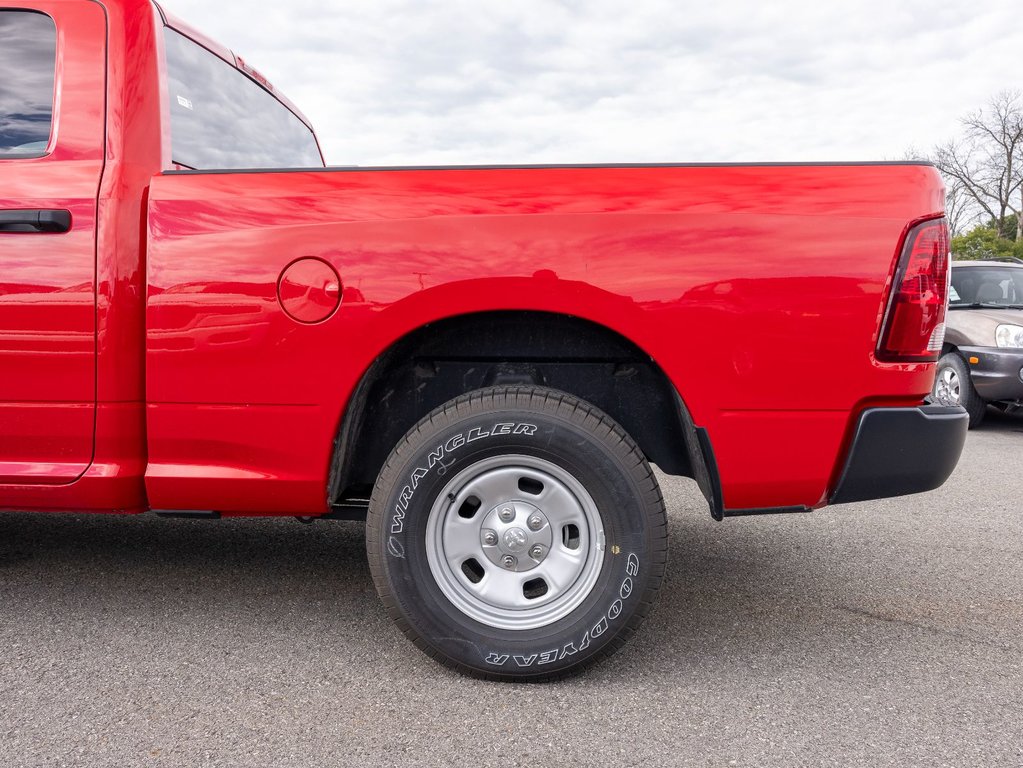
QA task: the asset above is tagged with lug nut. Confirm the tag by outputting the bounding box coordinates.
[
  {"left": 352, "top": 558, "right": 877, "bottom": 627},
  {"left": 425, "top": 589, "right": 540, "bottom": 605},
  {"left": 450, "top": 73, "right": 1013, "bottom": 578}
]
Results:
[
  {"left": 527, "top": 513, "right": 545, "bottom": 531},
  {"left": 529, "top": 544, "right": 546, "bottom": 560},
  {"left": 482, "top": 529, "right": 498, "bottom": 546},
  {"left": 498, "top": 506, "right": 516, "bottom": 523},
  {"left": 501, "top": 554, "right": 518, "bottom": 569}
]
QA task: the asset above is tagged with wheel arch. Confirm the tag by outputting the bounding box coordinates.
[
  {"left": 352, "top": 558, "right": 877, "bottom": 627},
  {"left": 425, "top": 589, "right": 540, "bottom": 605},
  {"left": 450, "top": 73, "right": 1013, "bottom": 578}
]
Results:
[
  {"left": 940, "top": 342, "right": 963, "bottom": 358},
  {"left": 327, "top": 309, "right": 716, "bottom": 515}
]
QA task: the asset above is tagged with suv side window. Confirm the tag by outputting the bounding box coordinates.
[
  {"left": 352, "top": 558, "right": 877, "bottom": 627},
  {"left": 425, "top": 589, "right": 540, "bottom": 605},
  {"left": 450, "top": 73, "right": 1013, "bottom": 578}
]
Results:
[
  {"left": 0, "top": 10, "right": 57, "bottom": 158},
  {"left": 163, "top": 28, "right": 323, "bottom": 170}
]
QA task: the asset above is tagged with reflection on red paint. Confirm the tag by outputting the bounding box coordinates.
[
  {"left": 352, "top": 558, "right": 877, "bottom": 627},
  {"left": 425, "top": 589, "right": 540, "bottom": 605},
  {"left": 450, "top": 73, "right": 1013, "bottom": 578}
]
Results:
[{"left": 145, "top": 164, "right": 943, "bottom": 513}]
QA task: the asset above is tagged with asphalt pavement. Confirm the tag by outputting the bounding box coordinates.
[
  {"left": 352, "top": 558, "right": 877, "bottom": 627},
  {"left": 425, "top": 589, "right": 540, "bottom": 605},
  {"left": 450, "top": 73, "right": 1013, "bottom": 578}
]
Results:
[{"left": 2, "top": 409, "right": 1022, "bottom": 767}]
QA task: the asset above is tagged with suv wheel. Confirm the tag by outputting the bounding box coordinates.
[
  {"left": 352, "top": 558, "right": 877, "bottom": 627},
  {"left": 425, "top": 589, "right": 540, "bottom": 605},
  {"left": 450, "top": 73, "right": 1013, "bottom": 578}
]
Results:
[{"left": 933, "top": 353, "right": 986, "bottom": 428}]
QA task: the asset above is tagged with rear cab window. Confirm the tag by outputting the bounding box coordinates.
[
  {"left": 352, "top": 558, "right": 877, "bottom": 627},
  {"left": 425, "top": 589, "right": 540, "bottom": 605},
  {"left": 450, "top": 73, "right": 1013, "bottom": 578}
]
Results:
[
  {"left": 0, "top": 10, "right": 57, "bottom": 159},
  {"left": 163, "top": 28, "right": 323, "bottom": 170}
]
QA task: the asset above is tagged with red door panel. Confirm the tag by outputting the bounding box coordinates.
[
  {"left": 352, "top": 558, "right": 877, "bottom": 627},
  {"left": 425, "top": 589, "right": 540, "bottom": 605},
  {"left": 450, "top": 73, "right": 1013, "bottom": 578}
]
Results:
[{"left": 0, "top": 2, "right": 106, "bottom": 484}]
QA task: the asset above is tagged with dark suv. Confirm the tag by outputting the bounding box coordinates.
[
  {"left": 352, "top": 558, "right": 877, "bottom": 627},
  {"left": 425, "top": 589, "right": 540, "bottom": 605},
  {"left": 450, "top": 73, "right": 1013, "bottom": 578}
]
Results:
[{"left": 932, "top": 259, "right": 1023, "bottom": 427}]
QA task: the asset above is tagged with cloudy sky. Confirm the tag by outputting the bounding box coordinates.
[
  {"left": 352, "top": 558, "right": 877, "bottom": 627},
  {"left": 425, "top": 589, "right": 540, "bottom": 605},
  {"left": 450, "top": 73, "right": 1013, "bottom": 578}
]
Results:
[{"left": 161, "top": 0, "right": 1020, "bottom": 167}]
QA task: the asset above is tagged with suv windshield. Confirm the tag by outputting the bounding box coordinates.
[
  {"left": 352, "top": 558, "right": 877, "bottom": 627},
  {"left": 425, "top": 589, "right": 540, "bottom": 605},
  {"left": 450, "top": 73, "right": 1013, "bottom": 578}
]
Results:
[{"left": 949, "top": 265, "right": 1023, "bottom": 308}]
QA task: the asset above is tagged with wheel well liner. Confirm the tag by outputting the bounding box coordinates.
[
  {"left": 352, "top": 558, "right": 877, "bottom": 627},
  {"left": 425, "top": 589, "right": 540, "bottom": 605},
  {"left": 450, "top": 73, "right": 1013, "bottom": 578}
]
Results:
[{"left": 328, "top": 311, "right": 714, "bottom": 512}]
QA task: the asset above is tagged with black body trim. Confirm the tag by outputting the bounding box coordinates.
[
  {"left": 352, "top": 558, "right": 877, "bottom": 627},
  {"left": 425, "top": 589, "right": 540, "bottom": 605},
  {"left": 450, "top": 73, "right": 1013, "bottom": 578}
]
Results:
[
  {"left": 163, "top": 161, "right": 937, "bottom": 176},
  {"left": 694, "top": 427, "right": 725, "bottom": 521},
  {"left": 0, "top": 209, "right": 71, "bottom": 233},
  {"left": 722, "top": 506, "right": 811, "bottom": 518},
  {"left": 324, "top": 499, "right": 371, "bottom": 521},
  {"left": 670, "top": 391, "right": 723, "bottom": 520},
  {"left": 829, "top": 405, "right": 968, "bottom": 505},
  {"left": 154, "top": 510, "right": 220, "bottom": 519}
]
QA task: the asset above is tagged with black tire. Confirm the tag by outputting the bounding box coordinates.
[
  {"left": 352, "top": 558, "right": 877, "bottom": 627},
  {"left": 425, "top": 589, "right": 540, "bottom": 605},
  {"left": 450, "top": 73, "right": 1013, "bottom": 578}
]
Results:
[
  {"left": 366, "top": 386, "right": 667, "bottom": 681},
  {"left": 990, "top": 402, "right": 1021, "bottom": 415},
  {"left": 933, "top": 353, "right": 986, "bottom": 428}
]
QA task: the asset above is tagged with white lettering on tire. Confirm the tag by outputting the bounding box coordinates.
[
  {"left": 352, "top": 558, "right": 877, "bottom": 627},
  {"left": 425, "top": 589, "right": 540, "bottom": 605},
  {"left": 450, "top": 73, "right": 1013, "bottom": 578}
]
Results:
[
  {"left": 387, "top": 536, "right": 405, "bottom": 559},
  {"left": 388, "top": 422, "right": 537, "bottom": 537},
  {"left": 481, "top": 555, "right": 640, "bottom": 668}
]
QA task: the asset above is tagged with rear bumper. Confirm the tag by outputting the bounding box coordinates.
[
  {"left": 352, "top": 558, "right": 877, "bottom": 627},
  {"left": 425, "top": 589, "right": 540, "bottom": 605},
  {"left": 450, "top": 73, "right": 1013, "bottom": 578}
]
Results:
[
  {"left": 829, "top": 405, "right": 968, "bottom": 505},
  {"left": 959, "top": 346, "right": 1023, "bottom": 402}
]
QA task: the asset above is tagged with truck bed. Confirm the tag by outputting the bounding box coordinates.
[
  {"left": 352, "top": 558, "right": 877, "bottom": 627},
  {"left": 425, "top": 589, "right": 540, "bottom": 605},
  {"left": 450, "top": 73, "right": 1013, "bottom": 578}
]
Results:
[{"left": 143, "top": 161, "right": 944, "bottom": 514}]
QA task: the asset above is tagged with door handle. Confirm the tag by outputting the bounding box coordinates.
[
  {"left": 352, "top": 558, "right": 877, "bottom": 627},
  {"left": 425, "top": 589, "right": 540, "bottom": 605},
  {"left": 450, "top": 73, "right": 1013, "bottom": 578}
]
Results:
[{"left": 0, "top": 209, "right": 72, "bottom": 233}]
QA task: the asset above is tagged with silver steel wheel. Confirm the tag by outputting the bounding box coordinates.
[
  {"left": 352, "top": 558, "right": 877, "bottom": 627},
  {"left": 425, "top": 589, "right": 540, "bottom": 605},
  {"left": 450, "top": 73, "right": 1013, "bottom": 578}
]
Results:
[
  {"left": 425, "top": 454, "right": 605, "bottom": 631},
  {"left": 934, "top": 365, "right": 961, "bottom": 406}
]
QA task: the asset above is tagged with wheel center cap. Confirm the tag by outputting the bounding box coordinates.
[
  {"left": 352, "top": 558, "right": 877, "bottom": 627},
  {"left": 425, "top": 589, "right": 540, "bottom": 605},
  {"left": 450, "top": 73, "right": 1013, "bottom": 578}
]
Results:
[{"left": 502, "top": 527, "right": 529, "bottom": 553}]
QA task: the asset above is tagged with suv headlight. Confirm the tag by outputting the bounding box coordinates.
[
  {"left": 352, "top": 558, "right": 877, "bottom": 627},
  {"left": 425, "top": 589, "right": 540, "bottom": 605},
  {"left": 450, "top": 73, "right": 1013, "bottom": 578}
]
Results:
[{"left": 995, "top": 324, "right": 1023, "bottom": 348}]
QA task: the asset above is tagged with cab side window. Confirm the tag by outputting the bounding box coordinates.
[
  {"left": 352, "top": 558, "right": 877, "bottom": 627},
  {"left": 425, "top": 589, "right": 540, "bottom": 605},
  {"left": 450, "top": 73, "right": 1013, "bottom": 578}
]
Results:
[
  {"left": 0, "top": 10, "right": 57, "bottom": 158},
  {"left": 163, "top": 28, "right": 323, "bottom": 170}
]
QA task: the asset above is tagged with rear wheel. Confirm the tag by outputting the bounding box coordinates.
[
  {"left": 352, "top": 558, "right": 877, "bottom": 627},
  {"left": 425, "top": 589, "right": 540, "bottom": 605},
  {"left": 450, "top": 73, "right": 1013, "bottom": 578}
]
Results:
[
  {"left": 932, "top": 353, "right": 986, "bottom": 428},
  {"left": 366, "top": 386, "right": 667, "bottom": 681}
]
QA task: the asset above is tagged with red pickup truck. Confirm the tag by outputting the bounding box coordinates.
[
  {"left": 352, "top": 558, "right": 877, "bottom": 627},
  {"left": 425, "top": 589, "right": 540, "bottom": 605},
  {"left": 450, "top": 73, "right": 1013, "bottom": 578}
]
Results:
[{"left": 1, "top": 0, "right": 967, "bottom": 680}]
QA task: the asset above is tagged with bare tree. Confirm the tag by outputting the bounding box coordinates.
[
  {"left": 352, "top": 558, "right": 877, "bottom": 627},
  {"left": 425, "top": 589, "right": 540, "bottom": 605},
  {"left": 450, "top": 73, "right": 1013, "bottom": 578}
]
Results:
[
  {"left": 904, "top": 146, "right": 977, "bottom": 236},
  {"left": 934, "top": 91, "right": 1023, "bottom": 240},
  {"left": 943, "top": 176, "right": 977, "bottom": 237}
]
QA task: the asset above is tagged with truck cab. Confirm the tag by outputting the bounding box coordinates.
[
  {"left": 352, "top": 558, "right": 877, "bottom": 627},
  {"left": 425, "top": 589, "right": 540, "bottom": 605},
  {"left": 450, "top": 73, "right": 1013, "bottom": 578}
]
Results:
[{"left": 0, "top": 0, "right": 323, "bottom": 510}]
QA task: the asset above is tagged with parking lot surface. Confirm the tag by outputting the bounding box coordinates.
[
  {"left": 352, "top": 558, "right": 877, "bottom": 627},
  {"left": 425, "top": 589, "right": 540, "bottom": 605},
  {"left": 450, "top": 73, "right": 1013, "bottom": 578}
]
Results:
[{"left": 1, "top": 410, "right": 1021, "bottom": 767}]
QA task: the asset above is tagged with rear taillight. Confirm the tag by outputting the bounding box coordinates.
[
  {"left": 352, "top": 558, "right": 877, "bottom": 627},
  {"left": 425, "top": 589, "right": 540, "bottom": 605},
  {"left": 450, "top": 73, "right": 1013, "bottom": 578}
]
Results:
[{"left": 877, "top": 218, "right": 950, "bottom": 362}]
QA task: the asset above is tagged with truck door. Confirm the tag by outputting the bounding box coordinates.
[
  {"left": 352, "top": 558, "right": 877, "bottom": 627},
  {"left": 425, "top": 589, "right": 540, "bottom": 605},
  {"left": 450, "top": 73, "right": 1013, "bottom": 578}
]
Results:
[{"left": 0, "top": 3, "right": 106, "bottom": 484}]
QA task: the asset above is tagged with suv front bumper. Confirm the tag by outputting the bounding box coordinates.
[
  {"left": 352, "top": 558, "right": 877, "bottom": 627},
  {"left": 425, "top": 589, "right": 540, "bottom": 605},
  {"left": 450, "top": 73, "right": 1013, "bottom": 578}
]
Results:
[
  {"left": 829, "top": 405, "right": 968, "bottom": 505},
  {"left": 959, "top": 346, "right": 1023, "bottom": 402}
]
